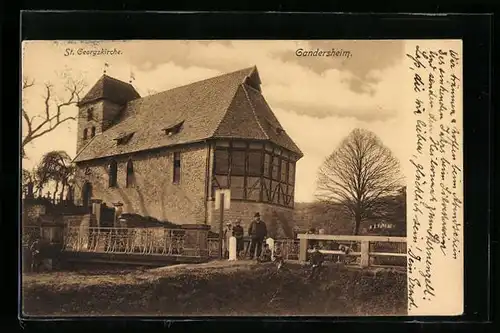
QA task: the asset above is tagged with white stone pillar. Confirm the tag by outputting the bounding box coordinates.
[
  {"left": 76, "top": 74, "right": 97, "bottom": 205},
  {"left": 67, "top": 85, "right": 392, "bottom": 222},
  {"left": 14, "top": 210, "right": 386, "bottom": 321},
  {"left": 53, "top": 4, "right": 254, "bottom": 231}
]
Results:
[
  {"left": 266, "top": 237, "right": 275, "bottom": 260},
  {"left": 112, "top": 202, "right": 124, "bottom": 228},
  {"left": 91, "top": 199, "right": 102, "bottom": 227},
  {"left": 228, "top": 236, "right": 237, "bottom": 261}
]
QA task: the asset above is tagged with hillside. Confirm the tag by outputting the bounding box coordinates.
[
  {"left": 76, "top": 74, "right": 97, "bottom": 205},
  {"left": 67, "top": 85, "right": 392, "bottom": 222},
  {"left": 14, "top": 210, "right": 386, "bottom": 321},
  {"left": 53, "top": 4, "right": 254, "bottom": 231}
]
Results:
[
  {"left": 293, "top": 193, "right": 406, "bottom": 236},
  {"left": 22, "top": 261, "right": 406, "bottom": 316}
]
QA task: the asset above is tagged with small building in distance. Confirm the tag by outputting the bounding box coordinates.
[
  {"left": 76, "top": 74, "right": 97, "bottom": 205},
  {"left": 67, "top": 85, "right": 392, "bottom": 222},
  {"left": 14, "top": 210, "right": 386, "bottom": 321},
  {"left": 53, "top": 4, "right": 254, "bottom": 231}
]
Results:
[{"left": 72, "top": 66, "right": 303, "bottom": 237}]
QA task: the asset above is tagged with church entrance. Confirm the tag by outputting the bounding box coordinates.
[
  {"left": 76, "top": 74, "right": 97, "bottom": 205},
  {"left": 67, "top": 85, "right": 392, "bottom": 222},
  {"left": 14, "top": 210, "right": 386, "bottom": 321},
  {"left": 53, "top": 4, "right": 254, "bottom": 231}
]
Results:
[{"left": 82, "top": 182, "right": 92, "bottom": 208}]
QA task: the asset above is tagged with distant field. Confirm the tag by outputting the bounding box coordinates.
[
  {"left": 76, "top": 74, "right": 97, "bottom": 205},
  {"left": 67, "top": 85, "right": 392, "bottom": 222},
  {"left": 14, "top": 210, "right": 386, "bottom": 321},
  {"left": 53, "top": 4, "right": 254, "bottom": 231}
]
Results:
[{"left": 22, "top": 261, "right": 407, "bottom": 316}]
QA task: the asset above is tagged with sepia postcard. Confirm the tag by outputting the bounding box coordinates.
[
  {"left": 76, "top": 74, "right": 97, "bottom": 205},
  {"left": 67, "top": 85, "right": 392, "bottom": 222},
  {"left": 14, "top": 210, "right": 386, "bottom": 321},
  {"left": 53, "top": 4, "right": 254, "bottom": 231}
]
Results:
[{"left": 20, "top": 39, "right": 463, "bottom": 317}]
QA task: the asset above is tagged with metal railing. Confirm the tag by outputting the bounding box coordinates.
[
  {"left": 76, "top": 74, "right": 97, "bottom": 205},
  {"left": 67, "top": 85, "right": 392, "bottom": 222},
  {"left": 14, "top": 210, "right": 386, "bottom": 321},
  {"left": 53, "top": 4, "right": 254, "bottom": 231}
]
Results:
[
  {"left": 63, "top": 227, "right": 209, "bottom": 258},
  {"left": 297, "top": 234, "right": 407, "bottom": 268}
]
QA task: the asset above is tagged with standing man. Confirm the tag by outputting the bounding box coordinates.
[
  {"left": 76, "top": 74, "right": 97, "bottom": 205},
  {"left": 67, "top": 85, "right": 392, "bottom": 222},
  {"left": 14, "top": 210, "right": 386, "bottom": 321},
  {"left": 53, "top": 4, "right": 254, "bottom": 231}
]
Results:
[
  {"left": 223, "top": 222, "right": 233, "bottom": 258},
  {"left": 248, "top": 212, "right": 267, "bottom": 259},
  {"left": 232, "top": 219, "right": 244, "bottom": 258}
]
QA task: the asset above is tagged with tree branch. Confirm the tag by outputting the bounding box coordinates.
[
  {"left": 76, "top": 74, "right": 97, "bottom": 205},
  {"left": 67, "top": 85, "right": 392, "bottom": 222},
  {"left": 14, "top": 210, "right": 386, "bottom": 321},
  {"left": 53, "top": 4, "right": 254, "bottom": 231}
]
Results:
[{"left": 22, "top": 75, "right": 85, "bottom": 155}]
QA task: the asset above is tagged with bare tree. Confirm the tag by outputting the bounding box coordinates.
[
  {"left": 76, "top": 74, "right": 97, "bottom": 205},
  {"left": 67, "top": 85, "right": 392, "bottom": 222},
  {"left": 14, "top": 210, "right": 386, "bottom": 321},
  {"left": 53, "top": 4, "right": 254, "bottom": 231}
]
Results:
[
  {"left": 22, "top": 74, "right": 86, "bottom": 158},
  {"left": 316, "top": 128, "right": 404, "bottom": 235}
]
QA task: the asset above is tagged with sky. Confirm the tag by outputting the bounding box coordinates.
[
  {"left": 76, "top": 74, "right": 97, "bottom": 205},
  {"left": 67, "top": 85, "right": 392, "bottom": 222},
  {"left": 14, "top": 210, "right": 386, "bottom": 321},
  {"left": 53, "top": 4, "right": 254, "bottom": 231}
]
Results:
[{"left": 22, "top": 40, "right": 408, "bottom": 202}]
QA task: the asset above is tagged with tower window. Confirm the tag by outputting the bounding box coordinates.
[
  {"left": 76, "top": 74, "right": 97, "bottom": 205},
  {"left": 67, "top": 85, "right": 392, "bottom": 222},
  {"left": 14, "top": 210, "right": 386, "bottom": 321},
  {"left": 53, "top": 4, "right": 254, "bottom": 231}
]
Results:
[
  {"left": 91, "top": 126, "right": 96, "bottom": 138},
  {"left": 87, "top": 107, "right": 94, "bottom": 121},
  {"left": 108, "top": 160, "right": 118, "bottom": 188},
  {"left": 83, "top": 128, "right": 88, "bottom": 140},
  {"left": 126, "top": 159, "right": 134, "bottom": 188},
  {"left": 173, "top": 152, "right": 181, "bottom": 184}
]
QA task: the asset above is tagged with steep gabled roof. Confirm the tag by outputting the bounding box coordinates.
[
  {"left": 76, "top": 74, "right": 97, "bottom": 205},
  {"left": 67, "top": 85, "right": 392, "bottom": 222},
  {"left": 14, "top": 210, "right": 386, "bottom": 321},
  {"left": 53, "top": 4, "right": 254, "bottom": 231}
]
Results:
[
  {"left": 73, "top": 66, "right": 303, "bottom": 162},
  {"left": 242, "top": 85, "right": 303, "bottom": 156},
  {"left": 78, "top": 74, "right": 141, "bottom": 106}
]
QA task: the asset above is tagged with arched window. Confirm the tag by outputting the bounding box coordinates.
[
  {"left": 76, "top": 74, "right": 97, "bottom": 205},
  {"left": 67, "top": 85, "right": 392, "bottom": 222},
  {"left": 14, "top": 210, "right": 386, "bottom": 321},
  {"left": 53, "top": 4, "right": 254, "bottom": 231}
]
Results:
[
  {"left": 126, "top": 159, "right": 134, "bottom": 187},
  {"left": 108, "top": 160, "right": 118, "bottom": 188},
  {"left": 82, "top": 182, "right": 92, "bottom": 208},
  {"left": 173, "top": 152, "right": 181, "bottom": 184},
  {"left": 91, "top": 126, "right": 96, "bottom": 138},
  {"left": 83, "top": 128, "right": 88, "bottom": 140}
]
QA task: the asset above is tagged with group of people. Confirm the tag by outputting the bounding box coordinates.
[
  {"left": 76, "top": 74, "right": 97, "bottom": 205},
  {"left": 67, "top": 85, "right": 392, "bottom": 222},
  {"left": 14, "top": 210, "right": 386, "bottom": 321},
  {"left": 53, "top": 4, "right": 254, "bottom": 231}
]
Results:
[
  {"left": 223, "top": 212, "right": 268, "bottom": 259},
  {"left": 223, "top": 214, "right": 337, "bottom": 279},
  {"left": 223, "top": 212, "right": 284, "bottom": 267}
]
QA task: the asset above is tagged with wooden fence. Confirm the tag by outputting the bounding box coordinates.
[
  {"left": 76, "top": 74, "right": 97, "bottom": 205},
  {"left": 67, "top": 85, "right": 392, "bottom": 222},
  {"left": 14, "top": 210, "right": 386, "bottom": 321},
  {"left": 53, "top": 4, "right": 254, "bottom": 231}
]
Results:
[{"left": 297, "top": 234, "right": 407, "bottom": 268}]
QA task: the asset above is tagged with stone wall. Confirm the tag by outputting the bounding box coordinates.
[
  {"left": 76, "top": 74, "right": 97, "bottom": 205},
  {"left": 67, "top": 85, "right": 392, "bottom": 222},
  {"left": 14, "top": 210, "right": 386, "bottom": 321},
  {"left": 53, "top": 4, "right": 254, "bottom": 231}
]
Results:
[
  {"left": 62, "top": 214, "right": 97, "bottom": 228},
  {"left": 206, "top": 200, "right": 294, "bottom": 238},
  {"left": 22, "top": 203, "right": 47, "bottom": 226},
  {"left": 74, "top": 143, "right": 209, "bottom": 225},
  {"left": 77, "top": 100, "right": 123, "bottom": 153}
]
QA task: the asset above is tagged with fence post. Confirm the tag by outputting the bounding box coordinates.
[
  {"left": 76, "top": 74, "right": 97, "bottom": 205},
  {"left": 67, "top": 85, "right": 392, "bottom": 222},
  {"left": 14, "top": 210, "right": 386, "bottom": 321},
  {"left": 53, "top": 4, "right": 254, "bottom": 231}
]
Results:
[
  {"left": 299, "top": 236, "right": 308, "bottom": 262},
  {"left": 91, "top": 199, "right": 103, "bottom": 227},
  {"left": 112, "top": 202, "right": 124, "bottom": 227},
  {"left": 360, "top": 240, "right": 370, "bottom": 268},
  {"left": 228, "top": 236, "right": 237, "bottom": 261}
]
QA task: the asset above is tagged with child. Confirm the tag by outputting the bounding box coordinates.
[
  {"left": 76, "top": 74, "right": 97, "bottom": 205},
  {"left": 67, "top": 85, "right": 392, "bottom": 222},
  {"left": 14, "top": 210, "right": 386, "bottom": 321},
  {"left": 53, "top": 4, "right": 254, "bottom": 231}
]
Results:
[
  {"left": 308, "top": 244, "right": 325, "bottom": 280},
  {"left": 338, "top": 244, "right": 352, "bottom": 264},
  {"left": 273, "top": 243, "right": 285, "bottom": 270},
  {"left": 257, "top": 243, "right": 272, "bottom": 263},
  {"left": 29, "top": 239, "right": 42, "bottom": 273}
]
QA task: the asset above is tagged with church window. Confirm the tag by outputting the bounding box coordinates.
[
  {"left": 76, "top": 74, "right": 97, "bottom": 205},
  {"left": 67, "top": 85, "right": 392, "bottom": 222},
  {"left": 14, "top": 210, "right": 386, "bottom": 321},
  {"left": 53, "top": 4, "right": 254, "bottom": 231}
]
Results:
[
  {"left": 108, "top": 160, "right": 118, "bottom": 188},
  {"left": 173, "top": 152, "right": 181, "bottom": 184},
  {"left": 230, "top": 150, "right": 246, "bottom": 175},
  {"left": 126, "top": 159, "right": 134, "bottom": 188},
  {"left": 247, "top": 151, "right": 263, "bottom": 176},
  {"left": 214, "top": 149, "right": 229, "bottom": 174},
  {"left": 83, "top": 128, "right": 88, "bottom": 140},
  {"left": 91, "top": 126, "right": 96, "bottom": 138}
]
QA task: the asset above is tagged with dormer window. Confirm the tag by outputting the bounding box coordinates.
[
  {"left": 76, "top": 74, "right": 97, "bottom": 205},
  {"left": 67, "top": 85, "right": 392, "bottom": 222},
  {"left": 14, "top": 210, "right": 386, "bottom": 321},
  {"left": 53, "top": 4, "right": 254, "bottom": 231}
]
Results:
[
  {"left": 87, "top": 107, "right": 94, "bottom": 121},
  {"left": 276, "top": 127, "right": 284, "bottom": 135},
  {"left": 114, "top": 132, "right": 135, "bottom": 145},
  {"left": 163, "top": 121, "right": 184, "bottom": 136}
]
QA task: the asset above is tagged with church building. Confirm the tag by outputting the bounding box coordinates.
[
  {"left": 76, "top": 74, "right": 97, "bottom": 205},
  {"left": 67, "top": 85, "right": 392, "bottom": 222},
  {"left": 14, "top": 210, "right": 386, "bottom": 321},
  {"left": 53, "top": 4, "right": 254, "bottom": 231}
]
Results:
[{"left": 72, "top": 66, "right": 303, "bottom": 236}]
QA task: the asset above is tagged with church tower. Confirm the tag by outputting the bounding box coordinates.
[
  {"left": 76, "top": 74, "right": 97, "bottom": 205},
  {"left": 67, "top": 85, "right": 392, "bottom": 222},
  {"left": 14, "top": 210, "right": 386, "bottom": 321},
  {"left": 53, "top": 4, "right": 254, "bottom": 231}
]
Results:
[{"left": 76, "top": 74, "right": 140, "bottom": 153}]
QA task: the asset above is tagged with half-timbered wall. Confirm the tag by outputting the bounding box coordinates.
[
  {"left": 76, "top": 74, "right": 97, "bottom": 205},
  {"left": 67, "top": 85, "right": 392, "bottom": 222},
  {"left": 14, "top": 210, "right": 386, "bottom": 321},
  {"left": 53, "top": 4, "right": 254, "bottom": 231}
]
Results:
[{"left": 211, "top": 140, "right": 297, "bottom": 208}]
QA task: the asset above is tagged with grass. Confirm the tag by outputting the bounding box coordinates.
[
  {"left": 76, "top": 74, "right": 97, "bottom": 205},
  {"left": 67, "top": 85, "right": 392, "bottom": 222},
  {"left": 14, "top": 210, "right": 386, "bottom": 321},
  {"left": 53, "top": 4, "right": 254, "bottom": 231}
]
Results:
[{"left": 22, "top": 260, "right": 407, "bottom": 317}]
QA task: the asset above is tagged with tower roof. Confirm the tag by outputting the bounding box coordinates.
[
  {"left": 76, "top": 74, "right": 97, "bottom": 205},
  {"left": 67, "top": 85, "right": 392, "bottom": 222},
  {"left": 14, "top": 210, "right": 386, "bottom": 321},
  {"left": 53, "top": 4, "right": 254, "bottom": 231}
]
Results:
[{"left": 78, "top": 74, "right": 141, "bottom": 107}]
